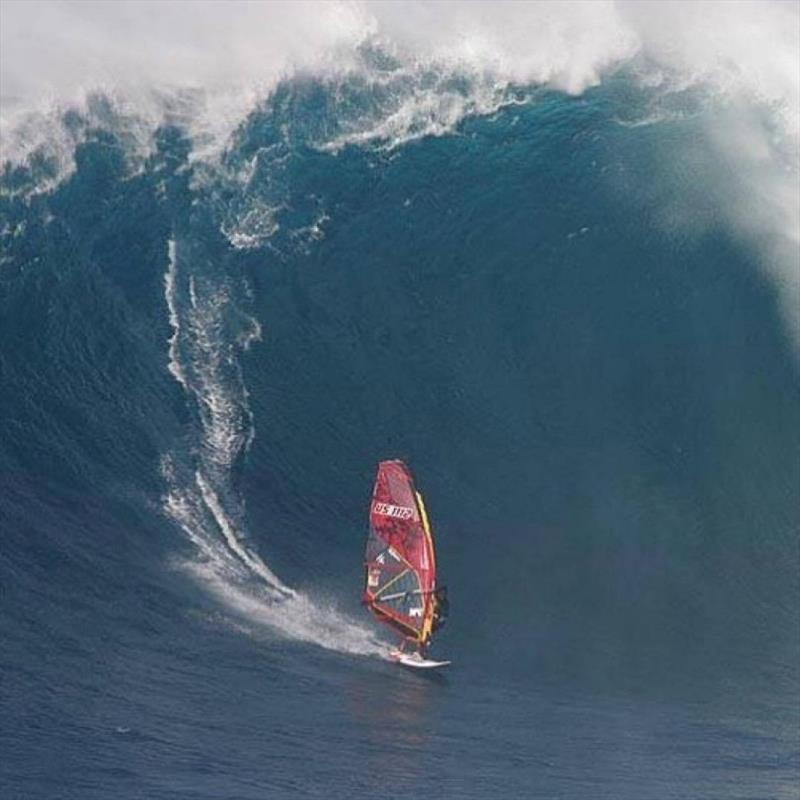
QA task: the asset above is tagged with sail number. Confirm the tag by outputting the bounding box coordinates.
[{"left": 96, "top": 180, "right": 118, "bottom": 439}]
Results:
[{"left": 372, "top": 502, "right": 414, "bottom": 520}]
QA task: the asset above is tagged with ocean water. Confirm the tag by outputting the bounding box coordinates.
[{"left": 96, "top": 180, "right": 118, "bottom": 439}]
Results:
[{"left": 1, "top": 4, "right": 799, "bottom": 798}]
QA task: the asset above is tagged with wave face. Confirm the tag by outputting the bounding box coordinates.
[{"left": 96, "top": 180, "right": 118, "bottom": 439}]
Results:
[{"left": 1, "top": 4, "right": 799, "bottom": 799}]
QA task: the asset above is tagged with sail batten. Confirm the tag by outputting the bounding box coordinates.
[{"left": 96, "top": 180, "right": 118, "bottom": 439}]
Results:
[{"left": 363, "top": 460, "right": 440, "bottom": 645}]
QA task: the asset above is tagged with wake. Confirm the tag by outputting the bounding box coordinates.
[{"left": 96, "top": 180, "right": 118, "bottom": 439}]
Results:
[{"left": 161, "top": 237, "right": 384, "bottom": 658}]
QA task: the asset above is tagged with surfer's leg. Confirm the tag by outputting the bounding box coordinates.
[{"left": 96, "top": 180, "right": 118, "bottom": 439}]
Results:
[{"left": 400, "top": 637, "right": 416, "bottom": 655}]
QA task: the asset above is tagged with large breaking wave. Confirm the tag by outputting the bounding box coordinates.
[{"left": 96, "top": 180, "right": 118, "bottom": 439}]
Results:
[{"left": 2, "top": 0, "right": 798, "bottom": 659}]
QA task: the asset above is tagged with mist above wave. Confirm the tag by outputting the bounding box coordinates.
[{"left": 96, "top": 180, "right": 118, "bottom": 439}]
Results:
[{"left": 2, "top": 1, "right": 796, "bottom": 159}]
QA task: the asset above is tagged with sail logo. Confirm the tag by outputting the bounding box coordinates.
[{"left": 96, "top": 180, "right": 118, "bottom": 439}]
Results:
[{"left": 372, "top": 502, "right": 414, "bottom": 520}]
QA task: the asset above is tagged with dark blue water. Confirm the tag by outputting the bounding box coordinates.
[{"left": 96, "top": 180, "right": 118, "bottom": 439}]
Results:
[{"left": 1, "top": 75, "right": 798, "bottom": 799}]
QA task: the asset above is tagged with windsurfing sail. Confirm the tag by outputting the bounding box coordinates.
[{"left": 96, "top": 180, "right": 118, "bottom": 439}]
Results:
[{"left": 363, "top": 460, "right": 445, "bottom": 647}]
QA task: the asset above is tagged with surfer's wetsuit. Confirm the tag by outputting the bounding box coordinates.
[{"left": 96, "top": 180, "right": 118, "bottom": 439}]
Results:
[
  {"left": 432, "top": 586, "right": 449, "bottom": 632},
  {"left": 410, "top": 587, "right": 449, "bottom": 656}
]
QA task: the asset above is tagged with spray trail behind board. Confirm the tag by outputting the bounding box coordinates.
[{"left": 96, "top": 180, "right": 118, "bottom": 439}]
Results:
[{"left": 161, "top": 236, "right": 383, "bottom": 657}]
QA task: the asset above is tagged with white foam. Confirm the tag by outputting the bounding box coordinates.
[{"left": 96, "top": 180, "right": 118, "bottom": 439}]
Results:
[
  {"left": 181, "top": 281, "right": 252, "bottom": 470},
  {"left": 164, "top": 239, "right": 187, "bottom": 389},
  {"left": 317, "top": 71, "right": 522, "bottom": 153},
  {"left": 194, "top": 470, "right": 293, "bottom": 596},
  {"left": 183, "top": 560, "right": 385, "bottom": 657},
  {"left": 221, "top": 199, "right": 283, "bottom": 251}
]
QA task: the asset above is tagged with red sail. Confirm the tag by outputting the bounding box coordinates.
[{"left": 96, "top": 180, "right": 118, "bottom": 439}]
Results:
[{"left": 363, "top": 460, "right": 437, "bottom": 644}]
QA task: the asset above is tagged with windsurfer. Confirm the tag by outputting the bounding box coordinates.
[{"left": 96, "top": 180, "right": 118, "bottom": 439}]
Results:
[
  {"left": 397, "top": 636, "right": 418, "bottom": 656},
  {"left": 432, "top": 586, "right": 449, "bottom": 632},
  {"left": 363, "top": 461, "right": 450, "bottom": 667}
]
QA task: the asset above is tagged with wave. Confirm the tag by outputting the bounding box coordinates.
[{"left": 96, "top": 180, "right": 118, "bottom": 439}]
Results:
[{"left": 2, "top": 1, "right": 797, "bottom": 659}]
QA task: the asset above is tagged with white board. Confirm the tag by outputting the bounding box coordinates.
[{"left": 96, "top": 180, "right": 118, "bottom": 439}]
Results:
[{"left": 388, "top": 649, "right": 451, "bottom": 669}]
